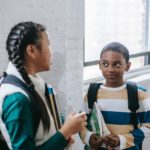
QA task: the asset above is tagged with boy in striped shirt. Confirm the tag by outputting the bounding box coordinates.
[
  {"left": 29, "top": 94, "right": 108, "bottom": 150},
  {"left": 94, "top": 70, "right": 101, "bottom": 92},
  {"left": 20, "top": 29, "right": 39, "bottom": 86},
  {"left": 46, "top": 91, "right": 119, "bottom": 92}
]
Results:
[{"left": 80, "top": 42, "right": 150, "bottom": 150}]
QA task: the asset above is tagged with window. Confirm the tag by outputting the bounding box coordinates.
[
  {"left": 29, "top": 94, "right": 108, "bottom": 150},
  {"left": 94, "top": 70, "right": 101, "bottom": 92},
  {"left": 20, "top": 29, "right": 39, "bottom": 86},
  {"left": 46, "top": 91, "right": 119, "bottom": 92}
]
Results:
[{"left": 84, "top": 0, "right": 150, "bottom": 80}]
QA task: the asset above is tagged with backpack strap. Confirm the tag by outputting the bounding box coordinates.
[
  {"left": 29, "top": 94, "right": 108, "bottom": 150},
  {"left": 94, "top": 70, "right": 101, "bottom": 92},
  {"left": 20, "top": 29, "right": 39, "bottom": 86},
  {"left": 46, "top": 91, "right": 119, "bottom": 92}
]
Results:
[
  {"left": 1, "top": 74, "right": 40, "bottom": 135},
  {"left": 86, "top": 83, "right": 102, "bottom": 129},
  {"left": 87, "top": 83, "right": 102, "bottom": 110},
  {"left": 87, "top": 81, "right": 139, "bottom": 130},
  {"left": 0, "top": 131, "right": 9, "bottom": 150},
  {"left": 126, "top": 81, "right": 139, "bottom": 129}
]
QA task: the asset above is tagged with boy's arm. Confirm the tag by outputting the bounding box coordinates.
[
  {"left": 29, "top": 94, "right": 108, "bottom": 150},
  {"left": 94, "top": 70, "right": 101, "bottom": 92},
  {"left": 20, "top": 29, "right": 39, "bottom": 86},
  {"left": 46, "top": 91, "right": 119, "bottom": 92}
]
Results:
[
  {"left": 118, "top": 123, "right": 150, "bottom": 150},
  {"left": 118, "top": 90, "right": 150, "bottom": 150},
  {"left": 80, "top": 97, "right": 93, "bottom": 145},
  {"left": 104, "top": 113, "right": 150, "bottom": 150}
]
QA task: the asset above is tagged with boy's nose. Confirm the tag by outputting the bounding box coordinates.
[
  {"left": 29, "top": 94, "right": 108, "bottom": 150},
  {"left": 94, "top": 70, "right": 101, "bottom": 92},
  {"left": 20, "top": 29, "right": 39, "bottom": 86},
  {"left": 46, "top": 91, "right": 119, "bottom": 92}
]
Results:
[{"left": 107, "top": 65, "right": 115, "bottom": 72}]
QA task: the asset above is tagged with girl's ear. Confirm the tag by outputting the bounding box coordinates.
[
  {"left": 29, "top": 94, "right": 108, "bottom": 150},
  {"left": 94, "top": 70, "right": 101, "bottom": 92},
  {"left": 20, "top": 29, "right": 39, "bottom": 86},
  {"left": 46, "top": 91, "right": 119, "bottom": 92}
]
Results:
[
  {"left": 26, "top": 45, "right": 37, "bottom": 58},
  {"left": 125, "top": 62, "right": 131, "bottom": 72}
]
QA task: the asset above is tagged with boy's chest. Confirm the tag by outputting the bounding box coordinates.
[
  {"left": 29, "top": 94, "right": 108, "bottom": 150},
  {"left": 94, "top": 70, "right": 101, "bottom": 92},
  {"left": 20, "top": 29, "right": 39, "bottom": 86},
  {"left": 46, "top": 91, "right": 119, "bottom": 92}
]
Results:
[{"left": 96, "top": 88, "right": 129, "bottom": 112}]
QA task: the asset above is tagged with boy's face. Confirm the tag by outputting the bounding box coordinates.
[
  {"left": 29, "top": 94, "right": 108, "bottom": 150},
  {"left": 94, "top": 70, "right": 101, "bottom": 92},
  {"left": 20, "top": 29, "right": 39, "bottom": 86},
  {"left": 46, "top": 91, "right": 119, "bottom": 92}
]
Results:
[{"left": 99, "top": 50, "right": 131, "bottom": 87}]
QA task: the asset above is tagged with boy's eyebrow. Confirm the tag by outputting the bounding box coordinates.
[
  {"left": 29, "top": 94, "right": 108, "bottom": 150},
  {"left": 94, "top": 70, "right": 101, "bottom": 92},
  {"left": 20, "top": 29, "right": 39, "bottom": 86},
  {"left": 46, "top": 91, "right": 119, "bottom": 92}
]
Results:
[
  {"left": 113, "top": 60, "right": 122, "bottom": 63},
  {"left": 100, "top": 60, "right": 122, "bottom": 63}
]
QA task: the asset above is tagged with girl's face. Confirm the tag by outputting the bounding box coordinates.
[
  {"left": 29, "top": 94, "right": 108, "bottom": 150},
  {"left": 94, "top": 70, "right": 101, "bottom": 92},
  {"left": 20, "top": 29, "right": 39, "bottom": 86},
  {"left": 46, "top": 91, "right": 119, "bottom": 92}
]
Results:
[
  {"left": 24, "top": 31, "right": 52, "bottom": 74},
  {"left": 99, "top": 50, "right": 131, "bottom": 87},
  {"left": 34, "top": 32, "right": 52, "bottom": 73}
]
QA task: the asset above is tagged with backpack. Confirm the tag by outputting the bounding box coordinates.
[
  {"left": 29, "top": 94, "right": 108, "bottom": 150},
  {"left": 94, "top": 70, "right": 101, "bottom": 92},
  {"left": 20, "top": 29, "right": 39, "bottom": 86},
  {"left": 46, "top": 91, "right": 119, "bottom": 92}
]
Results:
[
  {"left": 0, "top": 133, "right": 9, "bottom": 150},
  {"left": 87, "top": 82, "right": 142, "bottom": 150},
  {"left": 0, "top": 74, "right": 40, "bottom": 150},
  {"left": 87, "top": 82, "right": 139, "bottom": 129}
]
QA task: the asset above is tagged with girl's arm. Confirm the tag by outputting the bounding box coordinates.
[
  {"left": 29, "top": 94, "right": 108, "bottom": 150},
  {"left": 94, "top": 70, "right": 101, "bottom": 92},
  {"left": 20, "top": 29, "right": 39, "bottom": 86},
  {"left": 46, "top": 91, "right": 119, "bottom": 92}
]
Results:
[{"left": 2, "top": 93, "right": 68, "bottom": 150}]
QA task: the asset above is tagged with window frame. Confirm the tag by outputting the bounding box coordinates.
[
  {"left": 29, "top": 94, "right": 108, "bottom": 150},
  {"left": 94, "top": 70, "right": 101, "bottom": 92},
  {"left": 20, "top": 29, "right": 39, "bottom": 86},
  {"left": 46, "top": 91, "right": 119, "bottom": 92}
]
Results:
[{"left": 84, "top": 0, "right": 150, "bottom": 68}]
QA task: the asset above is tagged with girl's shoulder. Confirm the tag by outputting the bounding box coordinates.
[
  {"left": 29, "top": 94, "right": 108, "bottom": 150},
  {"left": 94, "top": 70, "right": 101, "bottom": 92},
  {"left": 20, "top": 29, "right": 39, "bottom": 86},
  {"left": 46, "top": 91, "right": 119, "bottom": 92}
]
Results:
[
  {"left": 2, "top": 92, "right": 32, "bottom": 122},
  {"left": 3, "top": 92, "right": 30, "bottom": 109}
]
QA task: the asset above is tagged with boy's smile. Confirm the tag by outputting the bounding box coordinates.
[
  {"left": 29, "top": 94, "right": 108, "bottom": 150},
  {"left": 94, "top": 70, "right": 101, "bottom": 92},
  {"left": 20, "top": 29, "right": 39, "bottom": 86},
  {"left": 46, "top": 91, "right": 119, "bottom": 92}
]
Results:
[{"left": 99, "top": 50, "right": 131, "bottom": 87}]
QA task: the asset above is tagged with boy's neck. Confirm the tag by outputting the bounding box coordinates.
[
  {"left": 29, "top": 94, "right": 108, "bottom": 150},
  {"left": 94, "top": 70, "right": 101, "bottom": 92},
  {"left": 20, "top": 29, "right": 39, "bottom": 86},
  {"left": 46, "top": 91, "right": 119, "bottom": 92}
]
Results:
[{"left": 104, "top": 81, "right": 124, "bottom": 88}]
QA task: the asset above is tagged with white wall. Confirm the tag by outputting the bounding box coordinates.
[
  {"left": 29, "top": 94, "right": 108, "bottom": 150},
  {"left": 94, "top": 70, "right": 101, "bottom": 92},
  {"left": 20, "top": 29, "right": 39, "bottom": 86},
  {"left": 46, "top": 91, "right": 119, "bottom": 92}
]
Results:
[{"left": 0, "top": 1, "right": 149, "bottom": 150}]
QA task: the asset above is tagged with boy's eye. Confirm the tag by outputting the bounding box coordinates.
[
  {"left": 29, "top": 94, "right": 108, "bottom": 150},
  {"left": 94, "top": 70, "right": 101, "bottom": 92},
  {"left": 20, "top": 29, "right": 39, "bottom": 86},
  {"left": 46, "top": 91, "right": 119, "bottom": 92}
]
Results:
[
  {"left": 102, "top": 62, "right": 109, "bottom": 67},
  {"left": 115, "top": 63, "right": 121, "bottom": 68}
]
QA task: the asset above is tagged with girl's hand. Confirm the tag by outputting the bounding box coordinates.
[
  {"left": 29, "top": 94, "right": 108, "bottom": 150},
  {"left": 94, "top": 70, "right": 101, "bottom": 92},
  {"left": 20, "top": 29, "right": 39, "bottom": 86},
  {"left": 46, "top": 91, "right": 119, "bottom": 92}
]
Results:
[
  {"left": 59, "top": 112, "right": 87, "bottom": 139},
  {"left": 68, "top": 136, "right": 74, "bottom": 146}
]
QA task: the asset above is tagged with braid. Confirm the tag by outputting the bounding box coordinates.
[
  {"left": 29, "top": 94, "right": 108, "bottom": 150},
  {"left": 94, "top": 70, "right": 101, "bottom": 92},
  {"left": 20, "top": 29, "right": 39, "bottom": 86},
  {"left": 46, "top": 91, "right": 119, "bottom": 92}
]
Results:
[{"left": 6, "top": 22, "right": 50, "bottom": 131}]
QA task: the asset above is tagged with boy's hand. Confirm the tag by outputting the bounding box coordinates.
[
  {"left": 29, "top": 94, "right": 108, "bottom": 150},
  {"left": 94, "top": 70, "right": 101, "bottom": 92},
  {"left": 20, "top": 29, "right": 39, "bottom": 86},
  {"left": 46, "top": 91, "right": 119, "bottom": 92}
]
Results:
[
  {"left": 103, "top": 134, "right": 120, "bottom": 148},
  {"left": 89, "top": 133, "right": 104, "bottom": 149}
]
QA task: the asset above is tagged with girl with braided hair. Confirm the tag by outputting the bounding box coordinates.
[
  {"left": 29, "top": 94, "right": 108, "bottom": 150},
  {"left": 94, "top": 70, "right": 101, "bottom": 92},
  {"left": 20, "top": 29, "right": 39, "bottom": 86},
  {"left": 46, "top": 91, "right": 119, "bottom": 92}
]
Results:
[{"left": 0, "top": 21, "right": 86, "bottom": 150}]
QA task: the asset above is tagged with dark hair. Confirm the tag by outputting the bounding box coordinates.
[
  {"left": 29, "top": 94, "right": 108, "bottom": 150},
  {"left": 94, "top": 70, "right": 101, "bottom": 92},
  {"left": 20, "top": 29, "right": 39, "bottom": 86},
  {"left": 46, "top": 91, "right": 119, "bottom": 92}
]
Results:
[
  {"left": 6, "top": 21, "right": 50, "bottom": 131},
  {"left": 100, "top": 42, "right": 129, "bottom": 63}
]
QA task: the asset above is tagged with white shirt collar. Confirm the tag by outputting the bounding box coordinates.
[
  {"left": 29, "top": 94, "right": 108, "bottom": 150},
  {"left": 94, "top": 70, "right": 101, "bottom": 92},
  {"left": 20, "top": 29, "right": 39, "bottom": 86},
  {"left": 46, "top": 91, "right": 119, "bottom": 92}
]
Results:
[{"left": 101, "top": 83, "right": 126, "bottom": 91}]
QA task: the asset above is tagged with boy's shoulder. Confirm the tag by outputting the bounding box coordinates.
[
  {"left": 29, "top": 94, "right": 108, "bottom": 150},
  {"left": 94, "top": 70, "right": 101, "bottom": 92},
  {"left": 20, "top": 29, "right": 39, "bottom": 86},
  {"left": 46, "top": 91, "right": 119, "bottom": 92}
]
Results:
[
  {"left": 137, "top": 84, "right": 147, "bottom": 92},
  {"left": 126, "top": 81, "right": 147, "bottom": 92},
  {"left": 126, "top": 82, "right": 150, "bottom": 101}
]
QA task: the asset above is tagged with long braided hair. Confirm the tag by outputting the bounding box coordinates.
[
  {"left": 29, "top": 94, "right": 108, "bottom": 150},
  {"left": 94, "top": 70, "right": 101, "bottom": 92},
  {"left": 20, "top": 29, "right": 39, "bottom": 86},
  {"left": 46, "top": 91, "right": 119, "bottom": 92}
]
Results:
[{"left": 6, "top": 21, "right": 50, "bottom": 132}]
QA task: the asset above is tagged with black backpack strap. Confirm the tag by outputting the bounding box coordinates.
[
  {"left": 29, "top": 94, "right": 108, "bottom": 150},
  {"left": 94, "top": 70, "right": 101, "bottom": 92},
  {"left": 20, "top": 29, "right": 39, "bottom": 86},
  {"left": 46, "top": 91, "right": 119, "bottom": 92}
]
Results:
[
  {"left": 86, "top": 83, "right": 102, "bottom": 130},
  {"left": 126, "top": 81, "right": 139, "bottom": 129},
  {"left": 2, "top": 75, "right": 33, "bottom": 95},
  {"left": 87, "top": 83, "right": 102, "bottom": 110},
  {"left": 1, "top": 74, "right": 40, "bottom": 135},
  {"left": 0, "top": 131, "right": 9, "bottom": 150}
]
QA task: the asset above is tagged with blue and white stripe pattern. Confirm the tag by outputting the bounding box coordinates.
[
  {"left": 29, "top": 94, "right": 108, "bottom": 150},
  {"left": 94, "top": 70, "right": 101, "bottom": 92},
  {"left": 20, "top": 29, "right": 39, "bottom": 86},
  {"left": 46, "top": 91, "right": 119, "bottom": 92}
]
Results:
[{"left": 81, "top": 83, "right": 150, "bottom": 150}]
